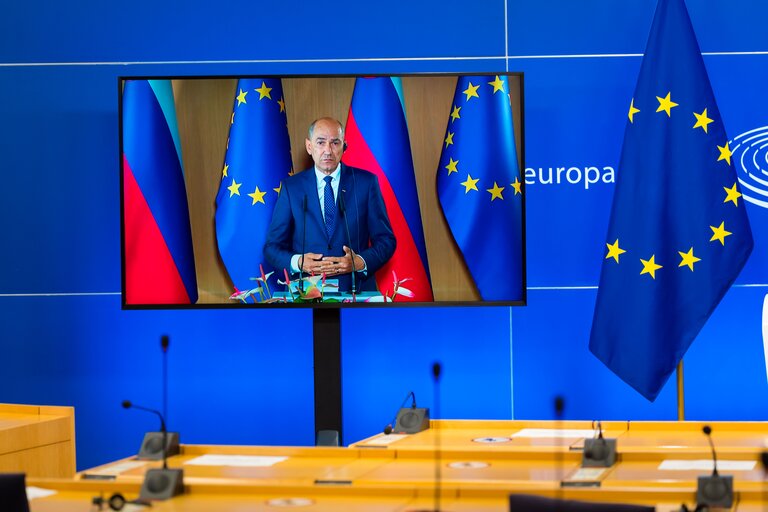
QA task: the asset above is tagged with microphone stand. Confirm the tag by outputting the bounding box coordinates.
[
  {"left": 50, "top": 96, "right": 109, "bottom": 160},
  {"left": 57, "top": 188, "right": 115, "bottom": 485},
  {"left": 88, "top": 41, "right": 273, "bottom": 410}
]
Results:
[
  {"left": 299, "top": 195, "right": 307, "bottom": 295},
  {"left": 338, "top": 192, "right": 356, "bottom": 301}
]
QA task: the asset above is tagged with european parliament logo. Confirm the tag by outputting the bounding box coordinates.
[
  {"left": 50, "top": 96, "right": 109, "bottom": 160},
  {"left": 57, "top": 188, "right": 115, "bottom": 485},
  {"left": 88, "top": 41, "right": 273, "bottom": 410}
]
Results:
[{"left": 731, "top": 125, "right": 768, "bottom": 209}]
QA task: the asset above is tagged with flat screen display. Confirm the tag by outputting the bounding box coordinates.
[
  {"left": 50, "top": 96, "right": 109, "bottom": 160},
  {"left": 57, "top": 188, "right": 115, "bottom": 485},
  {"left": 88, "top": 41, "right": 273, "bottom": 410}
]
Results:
[{"left": 120, "top": 73, "right": 525, "bottom": 307}]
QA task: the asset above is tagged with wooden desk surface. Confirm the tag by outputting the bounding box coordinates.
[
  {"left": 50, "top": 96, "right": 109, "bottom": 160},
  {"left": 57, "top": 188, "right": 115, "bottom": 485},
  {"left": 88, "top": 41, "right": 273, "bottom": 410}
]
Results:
[
  {"left": 26, "top": 478, "right": 768, "bottom": 511},
  {"left": 354, "top": 419, "right": 768, "bottom": 460},
  {"left": 27, "top": 419, "right": 767, "bottom": 510},
  {"left": 0, "top": 403, "right": 76, "bottom": 477}
]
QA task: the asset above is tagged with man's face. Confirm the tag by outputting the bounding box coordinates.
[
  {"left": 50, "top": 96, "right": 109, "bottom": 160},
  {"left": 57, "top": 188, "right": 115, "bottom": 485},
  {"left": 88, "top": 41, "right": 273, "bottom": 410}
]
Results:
[{"left": 306, "top": 120, "right": 344, "bottom": 173}]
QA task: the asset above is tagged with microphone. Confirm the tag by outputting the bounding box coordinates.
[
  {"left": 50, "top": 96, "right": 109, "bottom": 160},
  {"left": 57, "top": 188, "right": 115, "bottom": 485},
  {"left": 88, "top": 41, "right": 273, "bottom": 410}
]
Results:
[
  {"left": 123, "top": 399, "right": 184, "bottom": 500},
  {"left": 383, "top": 391, "right": 418, "bottom": 435},
  {"left": 696, "top": 425, "right": 733, "bottom": 509},
  {"left": 433, "top": 362, "right": 442, "bottom": 512},
  {"left": 161, "top": 334, "right": 169, "bottom": 426},
  {"left": 123, "top": 400, "right": 168, "bottom": 469},
  {"left": 338, "top": 190, "right": 357, "bottom": 298},
  {"left": 384, "top": 391, "right": 429, "bottom": 435},
  {"left": 299, "top": 194, "right": 308, "bottom": 294},
  {"left": 582, "top": 420, "right": 617, "bottom": 467}
]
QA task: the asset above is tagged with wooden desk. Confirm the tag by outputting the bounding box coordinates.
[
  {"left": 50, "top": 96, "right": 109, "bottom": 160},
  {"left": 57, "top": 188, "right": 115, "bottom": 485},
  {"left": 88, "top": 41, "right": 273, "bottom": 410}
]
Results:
[
  {"left": 24, "top": 419, "right": 768, "bottom": 510},
  {"left": 0, "top": 403, "right": 76, "bottom": 477}
]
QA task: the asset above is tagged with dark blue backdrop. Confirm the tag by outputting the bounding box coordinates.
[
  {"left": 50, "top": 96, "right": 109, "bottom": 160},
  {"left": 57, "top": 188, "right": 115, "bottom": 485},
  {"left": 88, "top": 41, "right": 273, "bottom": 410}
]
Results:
[{"left": 1, "top": 0, "right": 767, "bottom": 470}]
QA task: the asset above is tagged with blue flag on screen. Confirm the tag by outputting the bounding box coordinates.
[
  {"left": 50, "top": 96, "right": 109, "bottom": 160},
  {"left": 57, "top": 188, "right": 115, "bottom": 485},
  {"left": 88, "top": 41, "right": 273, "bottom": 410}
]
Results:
[
  {"left": 215, "top": 78, "right": 292, "bottom": 293},
  {"left": 436, "top": 75, "right": 524, "bottom": 301},
  {"left": 589, "top": 0, "right": 753, "bottom": 401}
]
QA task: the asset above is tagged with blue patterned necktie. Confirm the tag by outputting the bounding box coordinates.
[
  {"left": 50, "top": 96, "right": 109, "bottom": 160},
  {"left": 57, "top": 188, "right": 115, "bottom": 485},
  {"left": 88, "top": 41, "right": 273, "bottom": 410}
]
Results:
[{"left": 323, "top": 175, "right": 336, "bottom": 239}]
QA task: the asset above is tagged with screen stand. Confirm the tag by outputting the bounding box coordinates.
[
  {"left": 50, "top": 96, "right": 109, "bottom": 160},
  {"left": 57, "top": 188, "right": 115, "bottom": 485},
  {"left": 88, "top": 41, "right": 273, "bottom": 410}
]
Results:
[{"left": 313, "top": 308, "right": 342, "bottom": 445}]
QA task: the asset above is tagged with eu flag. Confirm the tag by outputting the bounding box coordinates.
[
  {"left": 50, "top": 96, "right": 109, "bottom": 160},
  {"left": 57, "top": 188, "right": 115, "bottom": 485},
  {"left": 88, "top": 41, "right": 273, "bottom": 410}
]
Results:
[
  {"left": 215, "top": 78, "right": 292, "bottom": 293},
  {"left": 436, "top": 75, "right": 524, "bottom": 301},
  {"left": 589, "top": 0, "right": 753, "bottom": 401}
]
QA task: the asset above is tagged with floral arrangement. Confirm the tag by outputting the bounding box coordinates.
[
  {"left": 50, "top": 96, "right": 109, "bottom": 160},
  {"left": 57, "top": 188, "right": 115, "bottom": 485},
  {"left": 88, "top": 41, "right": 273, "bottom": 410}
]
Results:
[{"left": 228, "top": 266, "right": 414, "bottom": 304}]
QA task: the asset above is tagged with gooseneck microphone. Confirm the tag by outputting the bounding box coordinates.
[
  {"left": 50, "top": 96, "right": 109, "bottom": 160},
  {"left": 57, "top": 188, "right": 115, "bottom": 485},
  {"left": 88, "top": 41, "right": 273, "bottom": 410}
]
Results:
[
  {"left": 123, "top": 400, "right": 184, "bottom": 500},
  {"left": 383, "top": 391, "right": 417, "bottom": 435},
  {"left": 582, "top": 419, "right": 617, "bottom": 468},
  {"left": 161, "top": 334, "right": 169, "bottom": 426},
  {"left": 338, "top": 190, "right": 357, "bottom": 298},
  {"left": 299, "top": 194, "right": 308, "bottom": 294},
  {"left": 122, "top": 401, "right": 168, "bottom": 468},
  {"left": 433, "top": 362, "right": 442, "bottom": 512},
  {"left": 122, "top": 335, "right": 184, "bottom": 500},
  {"left": 704, "top": 425, "right": 719, "bottom": 476},
  {"left": 695, "top": 424, "right": 734, "bottom": 509}
]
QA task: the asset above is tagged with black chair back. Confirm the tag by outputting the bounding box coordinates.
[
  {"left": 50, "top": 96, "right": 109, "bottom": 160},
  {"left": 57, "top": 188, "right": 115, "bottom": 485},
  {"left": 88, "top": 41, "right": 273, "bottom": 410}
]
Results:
[
  {"left": 0, "top": 473, "right": 30, "bottom": 512},
  {"left": 510, "top": 494, "right": 654, "bottom": 512}
]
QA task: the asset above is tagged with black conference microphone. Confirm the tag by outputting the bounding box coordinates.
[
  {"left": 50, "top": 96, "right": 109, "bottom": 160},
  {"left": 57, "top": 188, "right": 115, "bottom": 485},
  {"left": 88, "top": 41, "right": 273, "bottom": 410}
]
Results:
[
  {"left": 161, "top": 334, "right": 169, "bottom": 426},
  {"left": 122, "top": 400, "right": 184, "bottom": 500},
  {"left": 409, "top": 365, "right": 443, "bottom": 512},
  {"left": 433, "top": 362, "right": 442, "bottom": 512},
  {"left": 299, "top": 194, "right": 308, "bottom": 294},
  {"left": 554, "top": 396, "right": 565, "bottom": 507},
  {"left": 582, "top": 420, "right": 617, "bottom": 468},
  {"left": 696, "top": 425, "right": 734, "bottom": 509},
  {"left": 122, "top": 401, "right": 168, "bottom": 468},
  {"left": 338, "top": 190, "right": 357, "bottom": 298},
  {"left": 383, "top": 391, "right": 425, "bottom": 435}
]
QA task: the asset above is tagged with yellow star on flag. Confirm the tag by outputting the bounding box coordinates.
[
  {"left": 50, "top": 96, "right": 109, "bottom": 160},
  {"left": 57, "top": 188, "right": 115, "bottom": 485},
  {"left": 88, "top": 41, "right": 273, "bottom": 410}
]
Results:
[
  {"left": 463, "top": 82, "right": 480, "bottom": 101},
  {"left": 444, "top": 131, "right": 454, "bottom": 148},
  {"left": 247, "top": 186, "right": 267, "bottom": 205},
  {"left": 461, "top": 174, "right": 479, "bottom": 193},
  {"left": 723, "top": 183, "right": 742, "bottom": 206},
  {"left": 640, "top": 255, "right": 662, "bottom": 279},
  {"left": 511, "top": 176, "right": 522, "bottom": 195},
  {"left": 222, "top": 163, "right": 229, "bottom": 179},
  {"left": 693, "top": 108, "right": 713, "bottom": 133},
  {"left": 709, "top": 221, "right": 732, "bottom": 245},
  {"left": 236, "top": 88, "right": 248, "bottom": 106},
  {"left": 488, "top": 75, "right": 505, "bottom": 93},
  {"left": 486, "top": 182, "right": 504, "bottom": 201},
  {"left": 655, "top": 92, "right": 678, "bottom": 117},
  {"left": 678, "top": 247, "right": 701, "bottom": 271},
  {"left": 227, "top": 179, "right": 242, "bottom": 197},
  {"left": 605, "top": 239, "right": 626, "bottom": 263},
  {"left": 450, "top": 105, "right": 461, "bottom": 122},
  {"left": 717, "top": 142, "right": 732, "bottom": 165},
  {"left": 277, "top": 97, "right": 286, "bottom": 112},
  {"left": 255, "top": 81, "right": 272, "bottom": 100},
  {"left": 273, "top": 182, "right": 282, "bottom": 195},
  {"left": 628, "top": 98, "right": 640, "bottom": 123},
  {"left": 445, "top": 158, "right": 459, "bottom": 175}
]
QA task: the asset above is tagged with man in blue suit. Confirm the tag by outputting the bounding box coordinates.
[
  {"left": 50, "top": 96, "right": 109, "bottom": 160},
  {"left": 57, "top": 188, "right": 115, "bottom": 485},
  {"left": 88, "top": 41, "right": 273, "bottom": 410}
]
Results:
[{"left": 264, "top": 117, "right": 396, "bottom": 293}]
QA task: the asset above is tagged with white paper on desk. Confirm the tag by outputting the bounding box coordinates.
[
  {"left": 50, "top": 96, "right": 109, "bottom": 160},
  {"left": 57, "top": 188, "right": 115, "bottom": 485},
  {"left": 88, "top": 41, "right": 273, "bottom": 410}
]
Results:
[
  {"left": 364, "top": 434, "right": 408, "bottom": 446},
  {"left": 184, "top": 454, "right": 288, "bottom": 467},
  {"left": 511, "top": 428, "right": 597, "bottom": 439},
  {"left": 658, "top": 459, "right": 757, "bottom": 471},
  {"left": 26, "top": 487, "right": 57, "bottom": 500},
  {"left": 86, "top": 460, "right": 147, "bottom": 476},
  {"left": 567, "top": 468, "right": 607, "bottom": 481}
]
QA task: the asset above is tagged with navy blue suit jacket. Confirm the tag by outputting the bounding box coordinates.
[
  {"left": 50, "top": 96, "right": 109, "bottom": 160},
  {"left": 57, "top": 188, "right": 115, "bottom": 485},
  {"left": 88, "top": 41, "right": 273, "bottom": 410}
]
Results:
[{"left": 264, "top": 164, "right": 396, "bottom": 292}]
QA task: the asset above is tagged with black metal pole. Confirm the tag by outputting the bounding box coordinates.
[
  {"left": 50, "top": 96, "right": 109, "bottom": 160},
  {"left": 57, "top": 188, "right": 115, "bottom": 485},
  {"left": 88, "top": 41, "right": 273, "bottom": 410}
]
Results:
[{"left": 312, "top": 308, "right": 342, "bottom": 444}]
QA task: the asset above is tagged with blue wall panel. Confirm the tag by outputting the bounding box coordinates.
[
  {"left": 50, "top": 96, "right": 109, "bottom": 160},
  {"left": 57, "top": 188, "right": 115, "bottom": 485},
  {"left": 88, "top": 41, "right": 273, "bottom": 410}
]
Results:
[
  {"left": 342, "top": 307, "right": 512, "bottom": 444},
  {"left": 0, "top": 296, "right": 314, "bottom": 470}
]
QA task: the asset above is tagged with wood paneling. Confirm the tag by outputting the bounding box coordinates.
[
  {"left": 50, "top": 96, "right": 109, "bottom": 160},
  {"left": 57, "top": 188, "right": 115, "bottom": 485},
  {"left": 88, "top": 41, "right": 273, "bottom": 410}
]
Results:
[{"left": 0, "top": 404, "right": 76, "bottom": 477}]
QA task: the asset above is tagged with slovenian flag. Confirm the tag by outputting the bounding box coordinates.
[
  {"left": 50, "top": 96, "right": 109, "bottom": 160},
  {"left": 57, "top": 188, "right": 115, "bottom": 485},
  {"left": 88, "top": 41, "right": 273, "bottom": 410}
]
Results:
[
  {"left": 343, "top": 77, "right": 433, "bottom": 301},
  {"left": 122, "top": 80, "right": 198, "bottom": 304}
]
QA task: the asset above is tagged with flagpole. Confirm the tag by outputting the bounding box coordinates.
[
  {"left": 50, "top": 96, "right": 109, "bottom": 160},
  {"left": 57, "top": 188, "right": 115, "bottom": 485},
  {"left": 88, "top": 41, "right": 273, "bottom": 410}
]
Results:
[{"left": 676, "top": 360, "right": 685, "bottom": 421}]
